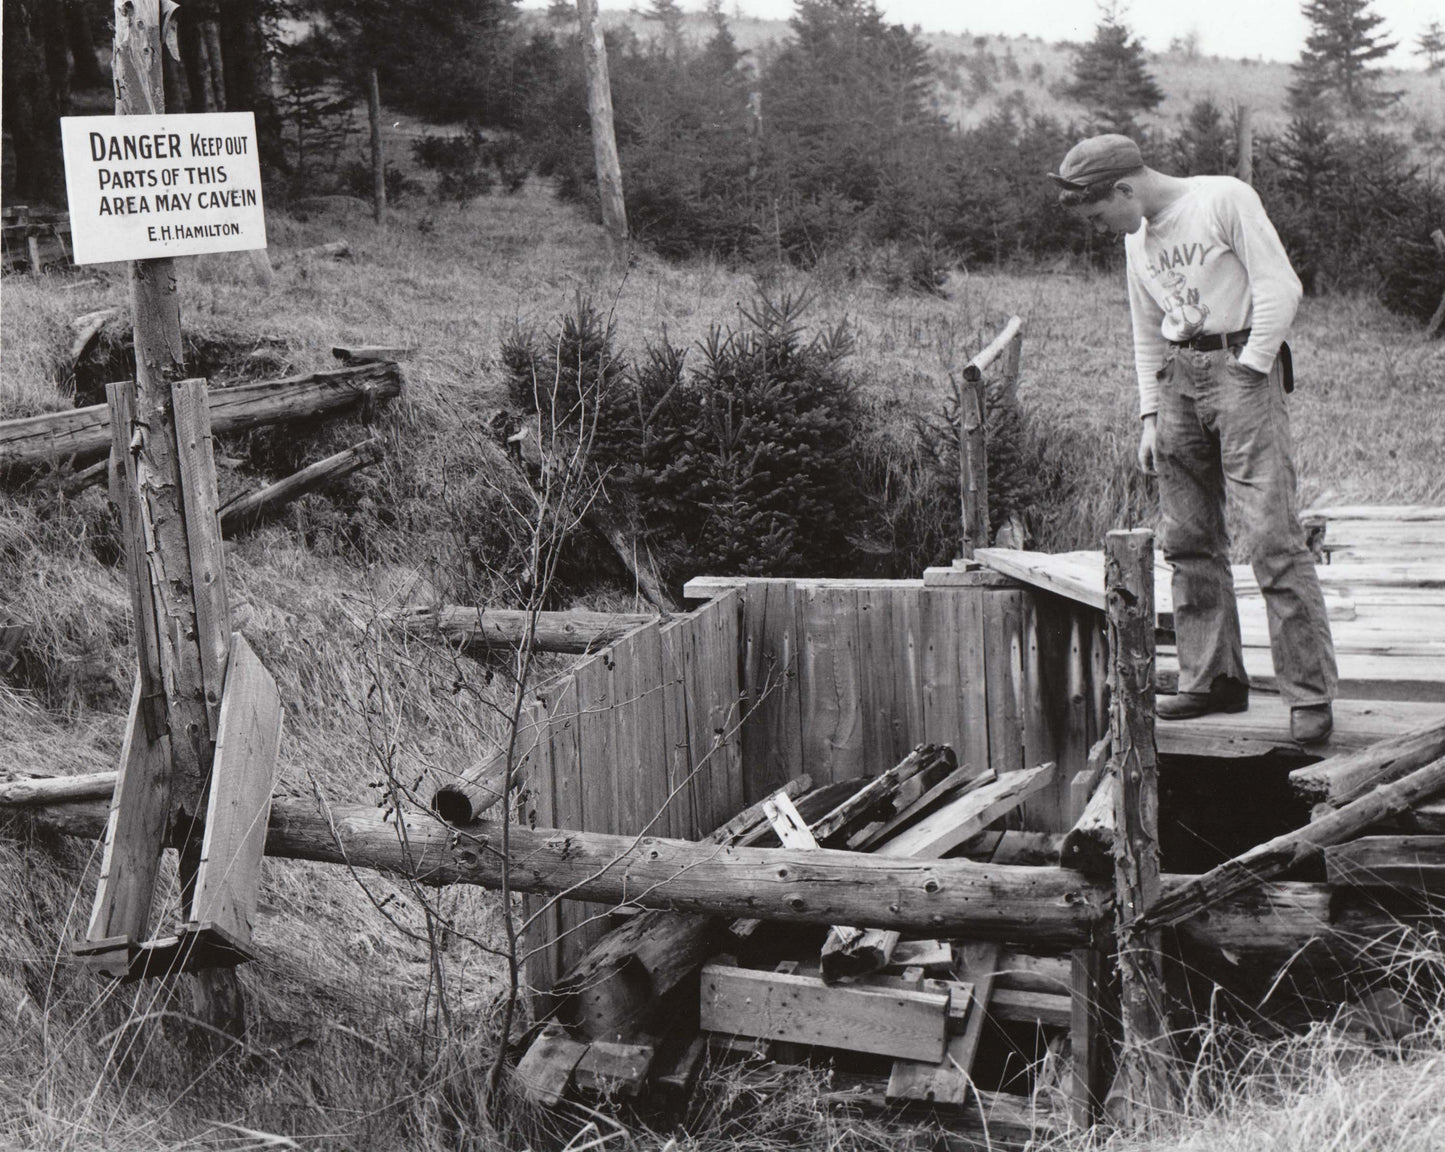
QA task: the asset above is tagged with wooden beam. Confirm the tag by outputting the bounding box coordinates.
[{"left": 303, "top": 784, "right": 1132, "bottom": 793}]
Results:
[
  {"left": 808, "top": 744, "right": 955, "bottom": 844},
  {"left": 218, "top": 437, "right": 384, "bottom": 535},
  {"left": 887, "top": 940, "right": 1002, "bottom": 1104},
  {"left": 699, "top": 962, "right": 950, "bottom": 1063},
  {"left": 0, "top": 362, "right": 402, "bottom": 476},
  {"left": 0, "top": 771, "right": 118, "bottom": 806},
  {"left": 401, "top": 607, "right": 658, "bottom": 664},
  {"left": 514, "top": 1023, "right": 587, "bottom": 1106},
  {"left": 25, "top": 794, "right": 1414, "bottom": 958},
  {"left": 1143, "top": 753, "right": 1445, "bottom": 931},
  {"left": 1289, "top": 717, "right": 1445, "bottom": 809},
  {"left": 1105, "top": 528, "right": 1175, "bottom": 1122},
  {"left": 1061, "top": 752, "right": 1116, "bottom": 876},
  {"left": 1324, "top": 835, "right": 1445, "bottom": 889},
  {"left": 850, "top": 762, "right": 992, "bottom": 851},
  {"left": 958, "top": 369, "right": 988, "bottom": 559}
]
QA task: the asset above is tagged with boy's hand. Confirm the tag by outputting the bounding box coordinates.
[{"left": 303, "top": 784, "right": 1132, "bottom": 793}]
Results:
[{"left": 1138, "top": 415, "right": 1158, "bottom": 476}]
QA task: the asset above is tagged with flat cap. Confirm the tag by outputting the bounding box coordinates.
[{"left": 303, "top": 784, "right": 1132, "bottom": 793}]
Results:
[{"left": 1047, "top": 134, "right": 1144, "bottom": 190}]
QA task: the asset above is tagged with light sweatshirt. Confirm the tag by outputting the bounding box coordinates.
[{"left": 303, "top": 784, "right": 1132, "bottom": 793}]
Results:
[{"left": 1124, "top": 175, "right": 1303, "bottom": 417}]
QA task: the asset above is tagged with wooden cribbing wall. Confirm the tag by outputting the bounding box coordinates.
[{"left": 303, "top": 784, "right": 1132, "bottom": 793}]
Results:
[{"left": 485, "top": 572, "right": 1110, "bottom": 993}]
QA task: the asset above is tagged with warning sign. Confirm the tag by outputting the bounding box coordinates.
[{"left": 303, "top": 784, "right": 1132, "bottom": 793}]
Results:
[{"left": 60, "top": 111, "right": 267, "bottom": 264}]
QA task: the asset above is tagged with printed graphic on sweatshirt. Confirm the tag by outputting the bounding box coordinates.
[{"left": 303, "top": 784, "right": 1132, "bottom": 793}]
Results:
[{"left": 1146, "top": 242, "right": 1215, "bottom": 338}]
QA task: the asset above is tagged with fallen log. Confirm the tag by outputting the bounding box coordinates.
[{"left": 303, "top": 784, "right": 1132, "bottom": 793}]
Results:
[
  {"left": 1324, "top": 836, "right": 1445, "bottom": 889},
  {"left": 1289, "top": 717, "right": 1445, "bottom": 809},
  {"left": 1141, "top": 753, "right": 1445, "bottom": 931},
  {"left": 219, "top": 436, "right": 384, "bottom": 534},
  {"left": 283, "top": 239, "right": 351, "bottom": 262},
  {"left": 398, "top": 606, "right": 657, "bottom": 661},
  {"left": 332, "top": 344, "right": 412, "bottom": 364},
  {"left": 0, "top": 771, "right": 117, "bottom": 806},
  {"left": 16, "top": 794, "right": 1418, "bottom": 960},
  {"left": 0, "top": 361, "right": 402, "bottom": 476}
]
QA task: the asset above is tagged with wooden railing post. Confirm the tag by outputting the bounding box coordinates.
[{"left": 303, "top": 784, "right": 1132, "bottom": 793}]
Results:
[
  {"left": 1104, "top": 528, "right": 1176, "bottom": 1125},
  {"left": 1235, "top": 105, "right": 1253, "bottom": 185},
  {"left": 958, "top": 373, "right": 988, "bottom": 559},
  {"left": 957, "top": 316, "right": 1023, "bottom": 558}
]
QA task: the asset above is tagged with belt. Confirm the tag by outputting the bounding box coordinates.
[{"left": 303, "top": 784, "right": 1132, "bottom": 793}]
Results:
[{"left": 1169, "top": 328, "right": 1251, "bottom": 352}]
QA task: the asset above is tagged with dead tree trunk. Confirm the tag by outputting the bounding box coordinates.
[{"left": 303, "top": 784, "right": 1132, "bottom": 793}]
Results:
[
  {"left": 575, "top": 0, "right": 628, "bottom": 250},
  {"left": 367, "top": 68, "right": 386, "bottom": 225}
]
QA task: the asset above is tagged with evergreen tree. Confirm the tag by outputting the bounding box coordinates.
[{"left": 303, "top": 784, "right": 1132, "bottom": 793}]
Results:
[
  {"left": 1416, "top": 21, "right": 1445, "bottom": 72},
  {"left": 1063, "top": 6, "right": 1163, "bottom": 133},
  {"left": 1288, "top": 0, "right": 1401, "bottom": 117}
]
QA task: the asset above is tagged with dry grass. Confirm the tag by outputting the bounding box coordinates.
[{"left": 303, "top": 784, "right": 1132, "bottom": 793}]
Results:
[{"left": 3, "top": 179, "right": 1445, "bottom": 1149}]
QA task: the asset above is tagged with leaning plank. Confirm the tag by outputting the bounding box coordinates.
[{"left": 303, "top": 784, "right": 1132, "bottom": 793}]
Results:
[
  {"left": 1060, "top": 754, "right": 1117, "bottom": 875},
  {"left": 219, "top": 436, "right": 384, "bottom": 535},
  {"left": 806, "top": 744, "right": 956, "bottom": 844},
  {"left": 851, "top": 762, "right": 993, "bottom": 851},
  {"left": 1323, "top": 836, "right": 1445, "bottom": 889},
  {"left": 1289, "top": 717, "right": 1445, "bottom": 809},
  {"left": 875, "top": 762, "right": 1056, "bottom": 859},
  {"left": 189, "top": 634, "right": 284, "bottom": 947},
  {"left": 1142, "top": 753, "right": 1445, "bottom": 930},
  {"left": 699, "top": 962, "right": 950, "bottom": 1063},
  {"left": 0, "top": 362, "right": 402, "bottom": 475},
  {"left": 400, "top": 606, "right": 657, "bottom": 661}
]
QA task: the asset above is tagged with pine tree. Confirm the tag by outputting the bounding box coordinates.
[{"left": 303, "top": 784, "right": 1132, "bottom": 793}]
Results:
[
  {"left": 1063, "top": 7, "right": 1163, "bottom": 133},
  {"left": 1416, "top": 21, "right": 1445, "bottom": 72},
  {"left": 1288, "top": 0, "right": 1401, "bottom": 117}
]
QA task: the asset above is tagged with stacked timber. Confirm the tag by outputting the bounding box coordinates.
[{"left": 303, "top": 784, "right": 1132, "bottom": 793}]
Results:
[{"left": 514, "top": 747, "right": 1078, "bottom": 1140}]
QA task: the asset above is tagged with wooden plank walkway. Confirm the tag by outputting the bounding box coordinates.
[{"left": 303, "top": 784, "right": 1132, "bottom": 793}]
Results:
[{"left": 977, "top": 506, "right": 1445, "bottom": 754}]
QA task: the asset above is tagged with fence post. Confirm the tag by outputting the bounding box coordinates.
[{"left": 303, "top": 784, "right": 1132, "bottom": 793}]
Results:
[
  {"left": 1104, "top": 528, "right": 1176, "bottom": 1126},
  {"left": 1235, "top": 105, "right": 1253, "bottom": 185},
  {"left": 958, "top": 373, "right": 988, "bottom": 560}
]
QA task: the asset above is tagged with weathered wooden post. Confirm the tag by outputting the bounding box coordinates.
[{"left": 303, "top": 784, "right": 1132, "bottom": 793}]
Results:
[
  {"left": 1425, "top": 229, "right": 1445, "bottom": 340},
  {"left": 958, "top": 316, "right": 1023, "bottom": 558},
  {"left": 957, "top": 372, "right": 988, "bottom": 560},
  {"left": 1235, "top": 105, "right": 1253, "bottom": 185},
  {"left": 575, "top": 0, "right": 629, "bottom": 251},
  {"left": 367, "top": 68, "right": 386, "bottom": 225},
  {"left": 75, "top": 0, "right": 283, "bottom": 1040},
  {"left": 1104, "top": 528, "right": 1176, "bottom": 1125}
]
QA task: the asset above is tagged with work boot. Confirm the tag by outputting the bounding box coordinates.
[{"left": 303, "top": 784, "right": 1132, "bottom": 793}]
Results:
[
  {"left": 1156, "top": 675, "right": 1250, "bottom": 720},
  {"left": 1291, "top": 703, "right": 1333, "bottom": 745}
]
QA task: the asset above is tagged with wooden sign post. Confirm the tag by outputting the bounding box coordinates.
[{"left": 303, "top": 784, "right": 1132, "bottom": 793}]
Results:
[{"left": 73, "top": 0, "right": 283, "bottom": 1031}]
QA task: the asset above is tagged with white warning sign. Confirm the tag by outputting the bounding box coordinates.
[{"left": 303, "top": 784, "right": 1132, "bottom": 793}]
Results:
[{"left": 60, "top": 111, "right": 267, "bottom": 264}]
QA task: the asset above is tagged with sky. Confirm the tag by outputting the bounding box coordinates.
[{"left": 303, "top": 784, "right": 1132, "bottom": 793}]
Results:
[{"left": 535, "top": 0, "right": 1445, "bottom": 70}]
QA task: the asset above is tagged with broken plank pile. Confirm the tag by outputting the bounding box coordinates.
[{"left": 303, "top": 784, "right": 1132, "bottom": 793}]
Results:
[{"left": 514, "top": 744, "right": 1075, "bottom": 1139}]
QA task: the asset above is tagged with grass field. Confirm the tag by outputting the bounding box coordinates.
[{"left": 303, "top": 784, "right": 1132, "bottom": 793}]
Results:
[{"left": 2, "top": 169, "right": 1445, "bottom": 1149}]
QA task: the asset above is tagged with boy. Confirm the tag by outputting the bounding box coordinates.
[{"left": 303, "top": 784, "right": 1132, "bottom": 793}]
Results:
[{"left": 1049, "top": 134, "right": 1336, "bottom": 744}]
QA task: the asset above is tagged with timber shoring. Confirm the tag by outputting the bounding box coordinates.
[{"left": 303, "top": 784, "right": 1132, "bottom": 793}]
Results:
[{"left": 0, "top": 361, "right": 402, "bottom": 476}]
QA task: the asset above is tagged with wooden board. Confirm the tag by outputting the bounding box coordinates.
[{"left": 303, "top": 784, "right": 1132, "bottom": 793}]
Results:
[
  {"left": 921, "top": 588, "right": 990, "bottom": 779},
  {"left": 545, "top": 675, "right": 596, "bottom": 972},
  {"left": 876, "top": 763, "right": 1055, "bottom": 859},
  {"left": 1159, "top": 697, "right": 1445, "bottom": 759},
  {"left": 624, "top": 622, "right": 673, "bottom": 836},
  {"left": 797, "top": 586, "right": 864, "bottom": 784},
  {"left": 684, "top": 592, "right": 744, "bottom": 832},
  {"left": 573, "top": 1040, "right": 654, "bottom": 1096},
  {"left": 514, "top": 1023, "right": 587, "bottom": 1106},
  {"left": 659, "top": 616, "right": 697, "bottom": 838},
  {"left": 740, "top": 580, "right": 803, "bottom": 804},
  {"left": 857, "top": 586, "right": 924, "bottom": 774},
  {"left": 1156, "top": 647, "right": 1445, "bottom": 704},
  {"left": 887, "top": 940, "right": 1003, "bottom": 1104},
  {"left": 190, "top": 634, "right": 283, "bottom": 946},
  {"left": 81, "top": 676, "right": 173, "bottom": 960},
  {"left": 170, "top": 380, "right": 232, "bottom": 739},
  {"left": 982, "top": 590, "right": 1025, "bottom": 777},
  {"left": 1324, "top": 836, "right": 1445, "bottom": 889},
  {"left": 852, "top": 763, "right": 992, "bottom": 851},
  {"left": 521, "top": 698, "right": 562, "bottom": 1008},
  {"left": 699, "top": 962, "right": 949, "bottom": 1063}
]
